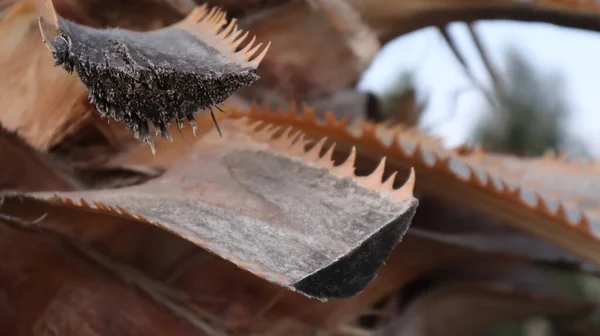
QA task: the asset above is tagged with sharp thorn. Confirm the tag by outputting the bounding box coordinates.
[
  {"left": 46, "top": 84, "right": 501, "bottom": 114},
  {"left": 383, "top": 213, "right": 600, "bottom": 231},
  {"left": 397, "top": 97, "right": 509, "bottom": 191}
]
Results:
[
  {"left": 147, "top": 138, "right": 156, "bottom": 156},
  {"left": 209, "top": 107, "right": 223, "bottom": 137},
  {"left": 215, "top": 104, "right": 230, "bottom": 116}
]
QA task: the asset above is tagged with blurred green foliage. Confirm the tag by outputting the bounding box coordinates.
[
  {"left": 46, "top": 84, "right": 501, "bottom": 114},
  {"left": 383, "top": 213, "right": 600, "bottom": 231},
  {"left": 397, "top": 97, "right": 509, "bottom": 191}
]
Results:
[
  {"left": 378, "top": 72, "right": 415, "bottom": 116},
  {"left": 470, "top": 45, "right": 587, "bottom": 158}
]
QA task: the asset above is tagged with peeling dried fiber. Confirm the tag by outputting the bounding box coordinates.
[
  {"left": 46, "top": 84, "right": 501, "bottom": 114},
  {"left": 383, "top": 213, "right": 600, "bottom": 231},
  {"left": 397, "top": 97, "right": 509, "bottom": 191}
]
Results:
[{"left": 38, "top": 1, "right": 269, "bottom": 147}]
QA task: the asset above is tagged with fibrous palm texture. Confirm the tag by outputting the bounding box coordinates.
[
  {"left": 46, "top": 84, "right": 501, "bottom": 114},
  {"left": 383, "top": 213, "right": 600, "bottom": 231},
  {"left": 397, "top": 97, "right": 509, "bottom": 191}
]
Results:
[{"left": 3, "top": 0, "right": 600, "bottom": 335}]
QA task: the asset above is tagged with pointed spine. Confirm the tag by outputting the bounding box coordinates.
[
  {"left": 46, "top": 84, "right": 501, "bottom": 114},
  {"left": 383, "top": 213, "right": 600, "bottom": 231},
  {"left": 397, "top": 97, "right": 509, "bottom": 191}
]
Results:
[{"left": 176, "top": 4, "right": 270, "bottom": 69}]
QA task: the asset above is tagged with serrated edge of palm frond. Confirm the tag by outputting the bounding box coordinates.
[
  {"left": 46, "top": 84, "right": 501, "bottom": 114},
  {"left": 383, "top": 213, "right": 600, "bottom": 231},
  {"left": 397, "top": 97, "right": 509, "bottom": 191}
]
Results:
[
  {"left": 224, "top": 101, "right": 600, "bottom": 266},
  {"left": 37, "top": 0, "right": 270, "bottom": 69}
]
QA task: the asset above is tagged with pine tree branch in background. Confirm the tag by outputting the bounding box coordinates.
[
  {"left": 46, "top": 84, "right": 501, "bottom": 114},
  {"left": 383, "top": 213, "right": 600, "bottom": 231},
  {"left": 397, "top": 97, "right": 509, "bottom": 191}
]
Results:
[
  {"left": 437, "top": 24, "right": 498, "bottom": 109},
  {"left": 466, "top": 21, "right": 502, "bottom": 91}
]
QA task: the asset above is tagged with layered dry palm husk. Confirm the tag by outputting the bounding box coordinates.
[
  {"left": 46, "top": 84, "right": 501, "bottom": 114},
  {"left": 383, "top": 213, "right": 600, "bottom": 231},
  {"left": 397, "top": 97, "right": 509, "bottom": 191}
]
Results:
[{"left": 2, "top": 0, "right": 600, "bottom": 335}]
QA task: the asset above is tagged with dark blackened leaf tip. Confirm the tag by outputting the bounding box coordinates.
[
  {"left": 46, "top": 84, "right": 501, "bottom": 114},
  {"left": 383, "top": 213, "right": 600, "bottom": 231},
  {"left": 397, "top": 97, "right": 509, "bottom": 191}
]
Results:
[
  {"left": 36, "top": 0, "right": 270, "bottom": 148},
  {"left": 293, "top": 199, "right": 418, "bottom": 299}
]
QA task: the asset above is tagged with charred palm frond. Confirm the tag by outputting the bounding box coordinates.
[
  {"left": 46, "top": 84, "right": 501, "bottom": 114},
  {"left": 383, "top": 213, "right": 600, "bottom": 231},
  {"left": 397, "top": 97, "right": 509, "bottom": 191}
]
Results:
[{"left": 37, "top": 0, "right": 269, "bottom": 152}]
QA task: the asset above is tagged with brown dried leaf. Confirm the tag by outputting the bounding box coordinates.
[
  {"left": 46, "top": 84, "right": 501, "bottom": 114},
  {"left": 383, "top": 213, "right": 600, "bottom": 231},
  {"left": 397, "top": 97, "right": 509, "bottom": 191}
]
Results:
[
  {"left": 0, "top": 0, "right": 89, "bottom": 150},
  {"left": 378, "top": 258, "right": 599, "bottom": 335},
  {"left": 57, "top": 0, "right": 191, "bottom": 29},
  {"left": 0, "top": 195, "right": 532, "bottom": 330},
  {"left": 47, "top": 106, "right": 138, "bottom": 167},
  {"left": 15, "top": 117, "right": 418, "bottom": 300},
  {"left": 0, "top": 123, "right": 80, "bottom": 191},
  {"left": 349, "top": 0, "right": 600, "bottom": 43},
  {"left": 220, "top": 104, "right": 600, "bottom": 267},
  {"left": 73, "top": 164, "right": 165, "bottom": 189},
  {"left": 0, "top": 213, "right": 218, "bottom": 336},
  {"left": 461, "top": 151, "right": 599, "bottom": 213},
  {"left": 0, "top": 196, "right": 208, "bottom": 282},
  {"left": 411, "top": 194, "right": 600, "bottom": 274},
  {"left": 0, "top": 120, "right": 164, "bottom": 192},
  {"left": 37, "top": 0, "right": 190, "bottom": 29},
  {"left": 378, "top": 282, "right": 594, "bottom": 336},
  {"left": 236, "top": 1, "right": 363, "bottom": 100},
  {"left": 309, "top": 0, "right": 380, "bottom": 68}
]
